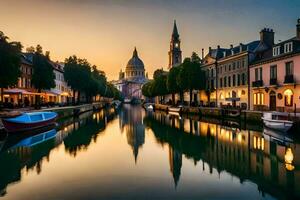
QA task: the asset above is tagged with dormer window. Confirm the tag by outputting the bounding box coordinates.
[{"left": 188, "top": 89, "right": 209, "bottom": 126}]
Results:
[
  {"left": 273, "top": 46, "right": 280, "bottom": 56},
  {"left": 284, "top": 42, "right": 293, "bottom": 53}
]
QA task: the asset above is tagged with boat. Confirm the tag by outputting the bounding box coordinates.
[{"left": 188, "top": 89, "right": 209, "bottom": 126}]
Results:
[
  {"left": 263, "top": 127, "right": 294, "bottom": 144},
  {"left": 168, "top": 106, "right": 182, "bottom": 113},
  {"left": 262, "top": 112, "right": 293, "bottom": 132},
  {"left": 144, "top": 103, "right": 154, "bottom": 111},
  {"left": 1, "top": 111, "right": 58, "bottom": 133}
]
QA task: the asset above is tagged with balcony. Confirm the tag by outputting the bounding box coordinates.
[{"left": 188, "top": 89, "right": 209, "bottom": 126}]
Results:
[
  {"left": 284, "top": 75, "right": 294, "bottom": 84},
  {"left": 252, "top": 80, "right": 263, "bottom": 87},
  {"left": 269, "top": 78, "right": 277, "bottom": 85}
]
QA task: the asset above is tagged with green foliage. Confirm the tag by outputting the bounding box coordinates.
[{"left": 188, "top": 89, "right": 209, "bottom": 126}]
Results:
[
  {"left": 167, "top": 66, "right": 180, "bottom": 94},
  {"left": 31, "top": 52, "right": 55, "bottom": 91},
  {"left": 0, "top": 31, "right": 22, "bottom": 102}
]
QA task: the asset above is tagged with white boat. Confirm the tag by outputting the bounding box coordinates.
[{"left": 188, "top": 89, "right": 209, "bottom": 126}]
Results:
[
  {"left": 262, "top": 112, "right": 293, "bottom": 132},
  {"left": 144, "top": 103, "right": 154, "bottom": 111},
  {"left": 168, "top": 106, "right": 182, "bottom": 113}
]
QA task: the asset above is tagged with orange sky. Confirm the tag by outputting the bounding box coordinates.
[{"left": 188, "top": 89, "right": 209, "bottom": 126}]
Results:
[{"left": 0, "top": 0, "right": 299, "bottom": 80}]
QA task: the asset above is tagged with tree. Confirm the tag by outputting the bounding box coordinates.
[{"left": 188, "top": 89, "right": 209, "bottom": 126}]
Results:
[
  {"left": 31, "top": 51, "right": 55, "bottom": 106},
  {"left": 0, "top": 31, "right": 22, "bottom": 104},
  {"left": 26, "top": 46, "right": 35, "bottom": 53},
  {"left": 191, "top": 52, "right": 201, "bottom": 64},
  {"left": 177, "top": 57, "right": 206, "bottom": 105},
  {"left": 152, "top": 69, "right": 168, "bottom": 104},
  {"left": 167, "top": 66, "right": 180, "bottom": 105},
  {"left": 64, "top": 55, "right": 92, "bottom": 104}
]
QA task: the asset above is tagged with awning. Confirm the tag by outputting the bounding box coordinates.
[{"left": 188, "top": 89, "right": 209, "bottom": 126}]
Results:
[{"left": 3, "top": 88, "right": 39, "bottom": 95}]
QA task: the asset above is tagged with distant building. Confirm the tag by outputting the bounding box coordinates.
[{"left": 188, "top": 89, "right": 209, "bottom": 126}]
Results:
[
  {"left": 168, "top": 20, "right": 182, "bottom": 69},
  {"left": 250, "top": 19, "right": 300, "bottom": 112},
  {"left": 112, "top": 47, "right": 148, "bottom": 101}
]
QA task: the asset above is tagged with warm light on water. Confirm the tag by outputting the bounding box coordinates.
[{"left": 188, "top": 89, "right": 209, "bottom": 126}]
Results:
[{"left": 0, "top": 105, "right": 298, "bottom": 199}]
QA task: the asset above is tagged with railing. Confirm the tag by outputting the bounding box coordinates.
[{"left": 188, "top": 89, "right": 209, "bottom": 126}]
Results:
[
  {"left": 269, "top": 78, "right": 277, "bottom": 85},
  {"left": 252, "top": 80, "right": 263, "bottom": 87},
  {"left": 284, "top": 75, "right": 294, "bottom": 84}
]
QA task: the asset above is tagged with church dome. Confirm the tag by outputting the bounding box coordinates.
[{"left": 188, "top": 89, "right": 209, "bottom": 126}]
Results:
[{"left": 126, "top": 47, "right": 145, "bottom": 70}]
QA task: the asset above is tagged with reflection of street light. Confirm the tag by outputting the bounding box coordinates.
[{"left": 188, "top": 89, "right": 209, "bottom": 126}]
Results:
[{"left": 285, "top": 148, "right": 295, "bottom": 171}]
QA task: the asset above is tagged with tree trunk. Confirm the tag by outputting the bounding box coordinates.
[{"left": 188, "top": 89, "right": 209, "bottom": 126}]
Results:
[
  {"left": 180, "top": 91, "right": 183, "bottom": 105},
  {"left": 172, "top": 93, "right": 175, "bottom": 106},
  {"left": 0, "top": 87, "right": 3, "bottom": 104},
  {"left": 72, "top": 90, "right": 76, "bottom": 105},
  {"left": 189, "top": 89, "right": 193, "bottom": 106},
  {"left": 77, "top": 91, "right": 80, "bottom": 104}
]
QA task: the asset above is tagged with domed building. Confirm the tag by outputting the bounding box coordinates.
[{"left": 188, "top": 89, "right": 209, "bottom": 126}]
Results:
[{"left": 112, "top": 47, "right": 148, "bottom": 101}]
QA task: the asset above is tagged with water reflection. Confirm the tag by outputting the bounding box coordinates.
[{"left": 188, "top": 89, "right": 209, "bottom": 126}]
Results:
[
  {"left": 119, "top": 104, "right": 145, "bottom": 163},
  {"left": 0, "top": 107, "right": 117, "bottom": 197},
  {"left": 144, "top": 110, "right": 300, "bottom": 200}
]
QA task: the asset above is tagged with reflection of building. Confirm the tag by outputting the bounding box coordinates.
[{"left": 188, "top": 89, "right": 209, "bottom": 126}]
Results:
[
  {"left": 119, "top": 105, "right": 145, "bottom": 163},
  {"left": 112, "top": 48, "right": 148, "bottom": 100},
  {"left": 250, "top": 19, "right": 300, "bottom": 112},
  {"left": 146, "top": 111, "right": 300, "bottom": 199},
  {"left": 168, "top": 145, "right": 182, "bottom": 187}
]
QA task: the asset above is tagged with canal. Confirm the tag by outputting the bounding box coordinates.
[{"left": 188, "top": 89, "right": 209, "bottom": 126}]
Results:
[{"left": 0, "top": 105, "right": 299, "bottom": 200}]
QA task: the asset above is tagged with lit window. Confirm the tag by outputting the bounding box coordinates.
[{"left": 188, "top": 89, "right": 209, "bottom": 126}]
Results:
[
  {"left": 284, "top": 89, "right": 293, "bottom": 107},
  {"left": 254, "top": 92, "right": 264, "bottom": 105}
]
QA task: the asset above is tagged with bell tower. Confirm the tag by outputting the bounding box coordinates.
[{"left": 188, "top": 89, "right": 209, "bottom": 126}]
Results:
[{"left": 168, "top": 20, "right": 182, "bottom": 69}]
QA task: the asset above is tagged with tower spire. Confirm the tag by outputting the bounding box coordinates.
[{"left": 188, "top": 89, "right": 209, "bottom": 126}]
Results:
[
  {"left": 172, "top": 20, "right": 179, "bottom": 38},
  {"left": 133, "top": 47, "right": 138, "bottom": 57}
]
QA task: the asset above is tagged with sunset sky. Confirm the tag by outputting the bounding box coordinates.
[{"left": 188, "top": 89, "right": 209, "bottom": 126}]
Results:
[{"left": 0, "top": 0, "right": 299, "bottom": 80}]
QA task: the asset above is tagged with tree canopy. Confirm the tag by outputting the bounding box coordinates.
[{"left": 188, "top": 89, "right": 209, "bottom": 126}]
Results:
[{"left": 0, "top": 31, "right": 22, "bottom": 103}]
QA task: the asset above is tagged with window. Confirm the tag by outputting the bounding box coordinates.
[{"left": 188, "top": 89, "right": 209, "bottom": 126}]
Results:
[
  {"left": 284, "top": 42, "right": 293, "bottom": 53},
  {"left": 228, "top": 76, "right": 231, "bottom": 87},
  {"left": 242, "top": 73, "right": 246, "bottom": 85},
  {"left": 233, "top": 74, "right": 236, "bottom": 86},
  {"left": 237, "top": 74, "right": 241, "bottom": 86},
  {"left": 284, "top": 89, "right": 293, "bottom": 107},
  {"left": 285, "top": 61, "right": 293, "bottom": 76},
  {"left": 220, "top": 78, "right": 223, "bottom": 88},
  {"left": 273, "top": 46, "right": 280, "bottom": 56},
  {"left": 229, "top": 64, "right": 231, "bottom": 71},
  {"left": 270, "top": 65, "right": 277, "bottom": 79},
  {"left": 254, "top": 93, "right": 264, "bottom": 105},
  {"left": 233, "top": 62, "right": 236, "bottom": 70},
  {"left": 224, "top": 76, "right": 227, "bottom": 87},
  {"left": 237, "top": 61, "right": 240, "bottom": 69},
  {"left": 255, "top": 67, "right": 262, "bottom": 81}
]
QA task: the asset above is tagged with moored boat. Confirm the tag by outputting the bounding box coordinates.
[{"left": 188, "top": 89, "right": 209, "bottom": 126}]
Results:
[
  {"left": 144, "top": 103, "right": 154, "bottom": 111},
  {"left": 262, "top": 112, "right": 293, "bottom": 132},
  {"left": 1, "top": 112, "right": 58, "bottom": 133},
  {"left": 168, "top": 106, "right": 182, "bottom": 113}
]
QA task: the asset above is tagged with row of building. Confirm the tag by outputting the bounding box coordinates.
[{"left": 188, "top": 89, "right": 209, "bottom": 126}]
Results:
[
  {"left": 166, "top": 18, "right": 300, "bottom": 112},
  {"left": 1, "top": 53, "right": 72, "bottom": 107}
]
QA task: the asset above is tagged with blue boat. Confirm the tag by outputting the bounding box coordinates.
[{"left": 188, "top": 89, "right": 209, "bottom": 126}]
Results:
[{"left": 1, "top": 112, "right": 58, "bottom": 133}]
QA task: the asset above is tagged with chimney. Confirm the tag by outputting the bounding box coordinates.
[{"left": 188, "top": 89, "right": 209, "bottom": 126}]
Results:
[
  {"left": 217, "top": 45, "right": 220, "bottom": 49},
  {"left": 230, "top": 44, "right": 234, "bottom": 55},
  {"left": 223, "top": 51, "right": 226, "bottom": 57},
  {"left": 202, "top": 48, "right": 204, "bottom": 59},
  {"left": 260, "top": 28, "right": 274, "bottom": 47},
  {"left": 297, "top": 18, "right": 300, "bottom": 39},
  {"left": 209, "top": 47, "right": 212, "bottom": 55},
  {"left": 239, "top": 43, "right": 243, "bottom": 52}
]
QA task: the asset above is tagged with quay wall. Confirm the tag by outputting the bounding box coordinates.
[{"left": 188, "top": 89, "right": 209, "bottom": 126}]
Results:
[{"left": 154, "top": 104, "right": 263, "bottom": 123}]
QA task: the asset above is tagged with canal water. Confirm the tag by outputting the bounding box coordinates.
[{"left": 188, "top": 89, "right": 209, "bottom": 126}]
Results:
[{"left": 0, "top": 105, "right": 299, "bottom": 200}]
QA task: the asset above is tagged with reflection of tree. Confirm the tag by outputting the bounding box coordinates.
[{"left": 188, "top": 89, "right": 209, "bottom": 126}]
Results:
[
  {"left": 144, "top": 113, "right": 300, "bottom": 200},
  {"left": 119, "top": 105, "right": 145, "bottom": 163},
  {"left": 0, "top": 109, "right": 114, "bottom": 196}
]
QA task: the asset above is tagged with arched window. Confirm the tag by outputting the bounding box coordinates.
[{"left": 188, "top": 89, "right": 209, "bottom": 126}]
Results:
[{"left": 284, "top": 89, "right": 293, "bottom": 106}]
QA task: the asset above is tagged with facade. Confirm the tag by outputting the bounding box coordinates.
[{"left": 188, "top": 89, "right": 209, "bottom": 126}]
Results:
[
  {"left": 250, "top": 19, "right": 300, "bottom": 112},
  {"left": 200, "top": 46, "right": 227, "bottom": 106},
  {"left": 112, "top": 47, "right": 148, "bottom": 100},
  {"left": 168, "top": 20, "right": 182, "bottom": 69},
  {"left": 217, "top": 41, "right": 259, "bottom": 109},
  {"left": 49, "top": 62, "right": 72, "bottom": 104}
]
